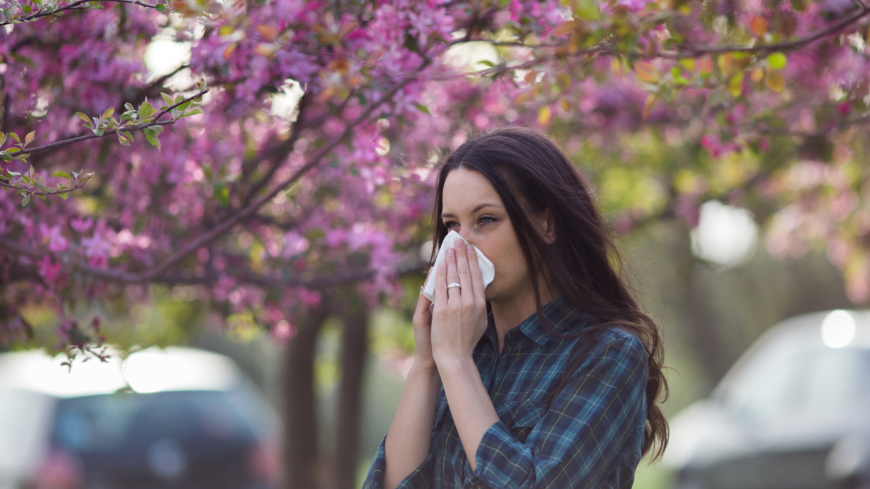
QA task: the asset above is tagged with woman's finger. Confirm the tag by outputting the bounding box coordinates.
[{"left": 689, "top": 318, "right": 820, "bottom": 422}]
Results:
[
  {"left": 453, "top": 239, "right": 472, "bottom": 301},
  {"left": 434, "top": 259, "right": 447, "bottom": 309},
  {"left": 445, "top": 246, "right": 460, "bottom": 303},
  {"left": 466, "top": 244, "right": 485, "bottom": 301},
  {"left": 416, "top": 267, "right": 434, "bottom": 311}
]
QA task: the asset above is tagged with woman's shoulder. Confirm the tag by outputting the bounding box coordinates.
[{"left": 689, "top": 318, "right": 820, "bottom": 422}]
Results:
[{"left": 572, "top": 313, "right": 648, "bottom": 365}]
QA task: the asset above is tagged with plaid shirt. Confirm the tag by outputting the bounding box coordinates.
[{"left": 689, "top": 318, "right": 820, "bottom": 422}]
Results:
[{"left": 362, "top": 295, "right": 649, "bottom": 489}]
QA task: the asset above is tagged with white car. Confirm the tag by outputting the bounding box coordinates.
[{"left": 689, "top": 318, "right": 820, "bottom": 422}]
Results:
[
  {"left": 664, "top": 309, "right": 870, "bottom": 489},
  {"left": 0, "top": 346, "right": 282, "bottom": 489}
]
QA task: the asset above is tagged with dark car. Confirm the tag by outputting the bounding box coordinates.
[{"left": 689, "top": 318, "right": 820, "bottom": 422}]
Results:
[
  {"left": 664, "top": 309, "right": 870, "bottom": 489},
  {"left": 0, "top": 346, "right": 282, "bottom": 489}
]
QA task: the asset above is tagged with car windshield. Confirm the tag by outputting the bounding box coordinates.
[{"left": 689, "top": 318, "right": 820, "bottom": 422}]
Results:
[{"left": 51, "top": 390, "right": 257, "bottom": 454}]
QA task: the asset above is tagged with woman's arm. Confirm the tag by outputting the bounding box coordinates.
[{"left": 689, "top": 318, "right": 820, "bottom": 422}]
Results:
[
  {"left": 460, "top": 330, "right": 649, "bottom": 489},
  {"left": 381, "top": 361, "right": 443, "bottom": 489},
  {"left": 362, "top": 360, "right": 442, "bottom": 489},
  {"left": 436, "top": 356, "right": 500, "bottom": 472}
]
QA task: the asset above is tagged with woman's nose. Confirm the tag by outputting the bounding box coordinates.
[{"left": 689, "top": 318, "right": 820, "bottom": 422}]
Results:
[{"left": 458, "top": 234, "right": 477, "bottom": 249}]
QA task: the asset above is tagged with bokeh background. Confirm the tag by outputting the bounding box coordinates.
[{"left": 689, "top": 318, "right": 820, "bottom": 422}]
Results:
[{"left": 3, "top": 0, "right": 870, "bottom": 488}]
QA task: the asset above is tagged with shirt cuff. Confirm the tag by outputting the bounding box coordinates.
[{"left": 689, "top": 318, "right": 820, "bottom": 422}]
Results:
[
  {"left": 363, "top": 432, "right": 436, "bottom": 489},
  {"left": 463, "top": 420, "right": 531, "bottom": 489},
  {"left": 362, "top": 433, "right": 390, "bottom": 489}
]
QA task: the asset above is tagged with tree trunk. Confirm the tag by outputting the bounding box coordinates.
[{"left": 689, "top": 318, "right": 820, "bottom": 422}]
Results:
[
  {"left": 282, "top": 296, "right": 332, "bottom": 489},
  {"left": 332, "top": 292, "right": 370, "bottom": 489}
]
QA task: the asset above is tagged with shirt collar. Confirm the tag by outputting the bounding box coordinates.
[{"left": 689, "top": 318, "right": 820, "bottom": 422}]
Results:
[{"left": 485, "top": 295, "right": 592, "bottom": 348}]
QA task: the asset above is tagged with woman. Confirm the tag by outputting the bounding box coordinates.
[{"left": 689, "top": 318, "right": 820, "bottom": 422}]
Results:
[{"left": 363, "top": 126, "right": 668, "bottom": 489}]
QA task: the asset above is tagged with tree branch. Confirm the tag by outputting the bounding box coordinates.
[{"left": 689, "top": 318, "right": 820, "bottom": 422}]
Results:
[
  {"left": 659, "top": 4, "right": 870, "bottom": 58},
  {"left": 0, "top": 176, "right": 89, "bottom": 196},
  {"left": 1, "top": 0, "right": 164, "bottom": 26},
  {"left": 10, "top": 88, "right": 208, "bottom": 157},
  {"left": 0, "top": 61, "right": 431, "bottom": 284},
  {"left": 1, "top": 243, "right": 430, "bottom": 291}
]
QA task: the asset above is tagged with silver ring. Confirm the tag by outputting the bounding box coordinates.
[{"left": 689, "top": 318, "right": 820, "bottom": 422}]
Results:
[{"left": 447, "top": 282, "right": 461, "bottom": 289}]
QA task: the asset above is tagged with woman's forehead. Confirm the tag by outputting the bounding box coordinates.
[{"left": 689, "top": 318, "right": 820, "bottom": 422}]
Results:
[{"left": 442, "top": 169, "right": 503, "bottom": 215}]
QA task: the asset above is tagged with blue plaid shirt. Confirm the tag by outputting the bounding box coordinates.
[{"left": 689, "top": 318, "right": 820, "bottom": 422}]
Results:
[{"left": 362, "top": 295, "right": 648, "bottom": 489}]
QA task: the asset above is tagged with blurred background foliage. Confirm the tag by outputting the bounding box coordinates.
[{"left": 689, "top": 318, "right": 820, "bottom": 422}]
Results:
[{"left": 11, "top": 122, "right": 855, "bottom": 487}]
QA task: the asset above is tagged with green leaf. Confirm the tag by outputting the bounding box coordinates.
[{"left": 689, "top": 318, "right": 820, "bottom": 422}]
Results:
[
  {"left": 138, "top": 103, "right": 152, "bottom": 120},
  {"left": 123, "top": 131, "right": 134, "bottom": 142},
  {"left": 145, "top": 134, "right": 157, "bottom": 147},
  {"left": 76, "top": 112, "right": 90, "bottom": 123},
  {"left": 214, "top": 184, "right": 229, "bottom": 207},
  {"left": 161, "top": 93, "right": 174, "bottom": 106},
  {"left": 21, "top": 193, "right": 30, "bottom": 206},
  {"left": 118, "top": 133, "right": 131, "bottom": 146},
  {"left": 728, "top": 71, "right": 744, "bottom": 98},
  {"left": 24, "top": 131, "right": 35, "bottom": 146},
  {"left": 573, "top": 0, "right": 600, "bottom": 20},
  {"left": 790, "top": 0, "right": 808, "bottom": 11},
  {"left": 101, "top": 107, "right": 114, "bottom": 120},
  {"left": 180, "top": 109, "right": 203, "bottom": 118},
  {"left": 53, "top": 171, "right": 72, "bottom": 179},
  {"left": 9, "top": 133, "right": 20, "bottom": 144},
  {"left": 0, "top": 132, "right": 6, "bottom": 146},
  {"left": 58, "top": 192, "right": 69, "bottom": 200},
  {"left": 413, "top": 103, "right": 431, "bottom": 115},
  {"left": 155, "top": 3, "right": 165, "bottom": 12},
  {"left": 767, "top": 52, "right": 787, "bottom": 70},
  {"left": 6, "top": 148, "right": 20, "bottom": 154}
]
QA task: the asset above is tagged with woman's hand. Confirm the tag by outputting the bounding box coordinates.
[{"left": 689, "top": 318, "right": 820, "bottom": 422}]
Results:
[
  {"left": 431, "top": 239, "right": 488, "bottom": 366},
  {"left": 411, "top": 267, "right": 438, "bottom": 371}
]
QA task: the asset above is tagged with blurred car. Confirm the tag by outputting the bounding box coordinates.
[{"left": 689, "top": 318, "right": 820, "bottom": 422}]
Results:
[
  {"left": 664, "top": 309, "right": 870, "bottom": 489},
  {"left": 0, "top": 346, "right": 282, "bottom": 489}
]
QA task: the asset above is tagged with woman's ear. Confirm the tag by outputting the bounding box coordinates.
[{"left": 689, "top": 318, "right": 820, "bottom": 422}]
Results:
[{"left": 537, "top": 209, "right": 556, "bottom": 245}]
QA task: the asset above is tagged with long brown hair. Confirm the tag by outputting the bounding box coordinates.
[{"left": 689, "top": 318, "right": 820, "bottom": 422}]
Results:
[{"left": 429, "top": 125, "right": 669, "bottom": 461}]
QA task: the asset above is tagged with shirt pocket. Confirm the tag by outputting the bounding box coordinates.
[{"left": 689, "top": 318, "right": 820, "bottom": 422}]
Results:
[{"left": 496, "top": 398, "right": 546, "bottom": 443}]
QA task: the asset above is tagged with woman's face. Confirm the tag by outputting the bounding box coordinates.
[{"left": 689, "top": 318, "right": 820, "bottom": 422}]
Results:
[{"left": 441, "top": 168, "right": 532, "bottom": 302}]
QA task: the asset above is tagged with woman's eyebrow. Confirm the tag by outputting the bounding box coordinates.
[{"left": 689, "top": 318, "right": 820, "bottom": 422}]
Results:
[{"left": 441, "top": 203, "right": 502, "bottom": 219}]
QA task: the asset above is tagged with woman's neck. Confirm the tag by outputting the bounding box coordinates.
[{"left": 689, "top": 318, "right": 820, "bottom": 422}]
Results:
[{"left": 490, "top": 282, "right": 559, "bottom": 354}]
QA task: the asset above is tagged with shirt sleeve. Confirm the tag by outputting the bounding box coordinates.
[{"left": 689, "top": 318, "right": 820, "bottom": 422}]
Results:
[
  {"left": 461, "top": 330, "right": 649, "bottom": 489},
  {"left": 362, "top": 431, "right": 436, "bottom": 489}
]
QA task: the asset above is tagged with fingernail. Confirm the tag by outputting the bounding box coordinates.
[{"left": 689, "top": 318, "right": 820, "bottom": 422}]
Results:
[
  {"left": 467, "top": 244, "right": 474, "bottom": 253},
  {"left": 439, "top": 260, "right": 446, "bottom": 269},
  {"left": 447, "top": 248, "right": 454, "bottom": 257}
]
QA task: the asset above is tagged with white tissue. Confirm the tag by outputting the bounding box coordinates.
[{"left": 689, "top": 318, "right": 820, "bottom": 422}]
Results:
[{"left": 422, "top": 230, "right": 495, "bottom": 303}]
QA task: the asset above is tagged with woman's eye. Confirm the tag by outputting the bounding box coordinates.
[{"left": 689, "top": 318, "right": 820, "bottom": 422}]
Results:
[
  {"left": 444, "top": 217, "right": 495, "bottom": 229},
  {"left": 479, "top": 217, "right": 496, "bottom": 225}
]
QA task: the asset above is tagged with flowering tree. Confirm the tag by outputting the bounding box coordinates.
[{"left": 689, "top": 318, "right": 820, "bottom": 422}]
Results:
[{"left": 3, "top": 0, "right": 870, "bottom": 485}]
